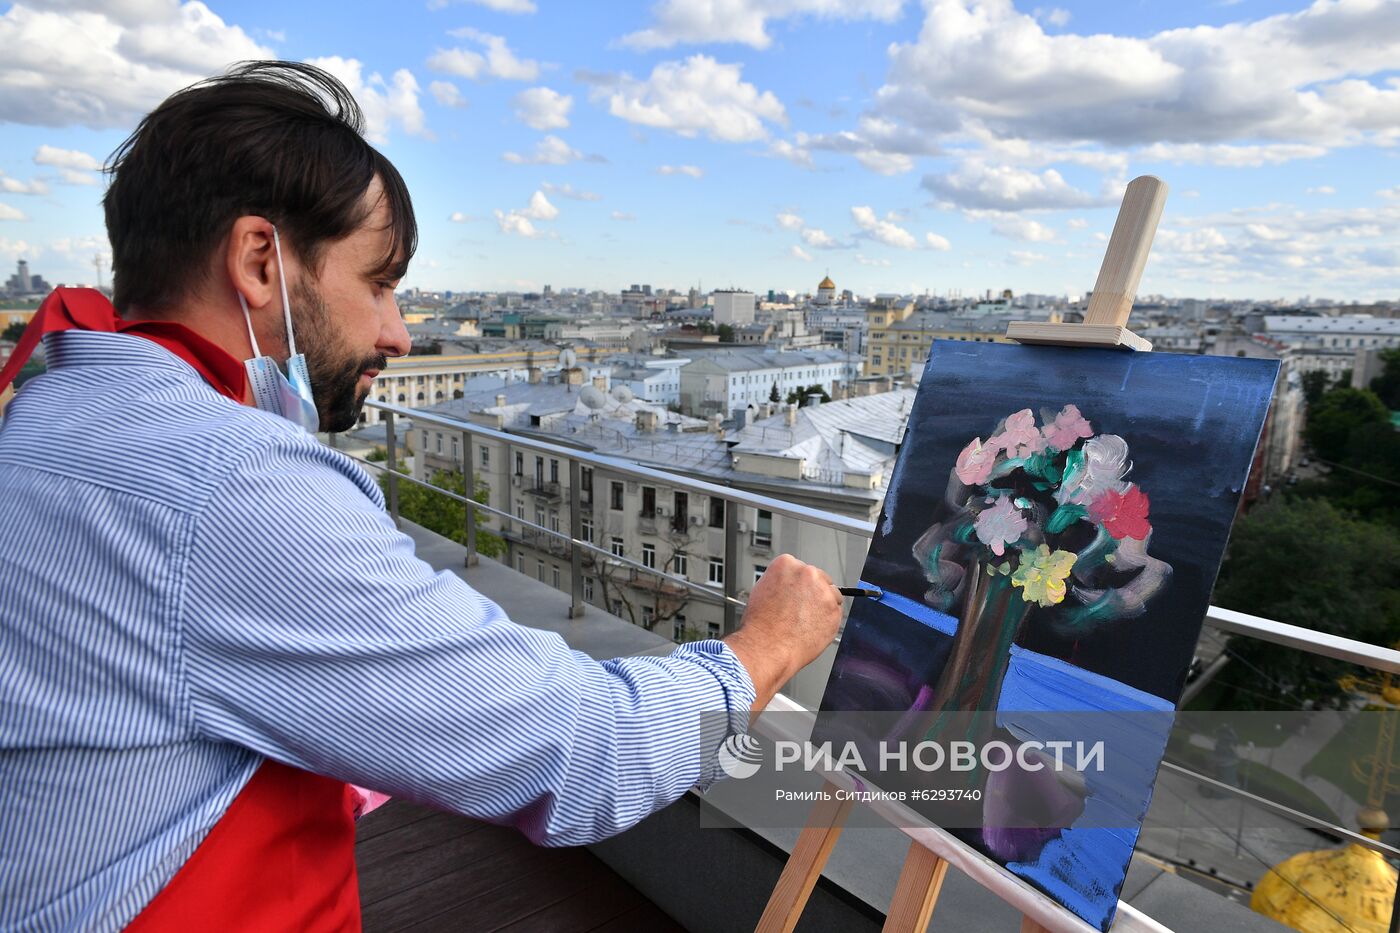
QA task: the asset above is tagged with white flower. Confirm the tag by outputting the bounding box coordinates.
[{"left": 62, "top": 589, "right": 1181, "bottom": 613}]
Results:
[{"left": 1055, "top": 434, "right": 1131, "bottom": 506}]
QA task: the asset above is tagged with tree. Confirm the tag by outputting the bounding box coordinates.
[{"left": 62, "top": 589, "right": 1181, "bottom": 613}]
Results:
[
  {"left": 716, "top": 323, "right": 735, "bottom": 343},
  {"left": 376, "top": 466, "right": 505, "bottom": 558},
  {"left": 769, "top": 382, "right": 780, "bottom": 403},
  {"left": 785, "top": 383, "right": 831, "bottom": 406},
  {"left": 1301, "top": 370, "right": 1331, "bottom": 406},
  {"left": 2, "top": 321, "right": 27, "bottom": 342},
  {"left": 1211, "top": 498, "right": 1400, "bottom": 709},
  {"left": 594, "top": 530, "right": 697, "bottom": 636},
  {"left": 1303, "top": 387, "right": 1389, "bottom": 463},
  {"left": 1368, "top": 348, "right": 1400, "bottom": 409}
]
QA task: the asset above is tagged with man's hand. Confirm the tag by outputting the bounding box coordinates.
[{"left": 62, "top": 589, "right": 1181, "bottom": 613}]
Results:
[{"left": 722, "top": 554, "right": 843, "bottom": 714}]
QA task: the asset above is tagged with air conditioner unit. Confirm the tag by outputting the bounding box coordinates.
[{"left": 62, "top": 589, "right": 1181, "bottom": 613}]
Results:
[
  {"left": 655, "top": 506, "right": 670, "bottom": 517},
  {"left": 736, "top": 520, "right": 749, "bottom": 534},
  {"left": 511, "top": 475, "right": 522, "bottom": 487},
  {"left": 688, "top": 515, "right": 703, "bottom": 526}
]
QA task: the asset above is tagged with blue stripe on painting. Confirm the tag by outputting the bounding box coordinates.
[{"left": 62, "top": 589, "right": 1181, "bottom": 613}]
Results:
[{"left": 859, "top": 581, "right": 958, "bottom": 636}]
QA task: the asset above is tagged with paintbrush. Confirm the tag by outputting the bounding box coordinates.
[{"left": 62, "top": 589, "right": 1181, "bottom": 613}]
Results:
[{"left": 836, "top": 586, "right": 883, "bottom": 599}]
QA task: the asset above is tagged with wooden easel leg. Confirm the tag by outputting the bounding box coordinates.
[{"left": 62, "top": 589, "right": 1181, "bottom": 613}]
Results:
[
  {"left": 755, "top": 782, "right": 854, "bottom": 933},
  {"left": 1019, "top": 917, "right": 1051, "bottom": 933},
  {"left": 882, "top": 840, "right": 949, "bottom": 932}
]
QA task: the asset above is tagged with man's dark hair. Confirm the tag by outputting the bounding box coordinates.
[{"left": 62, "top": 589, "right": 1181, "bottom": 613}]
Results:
[{"left": 104, "top": 60, "right": 417, "bottom": 315}]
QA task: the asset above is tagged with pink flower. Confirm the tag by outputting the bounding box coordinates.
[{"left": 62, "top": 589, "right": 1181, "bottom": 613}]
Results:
[
  {"left": 988, "top": 408, "right": 1044, "bottom": 458},
  {"left": 955, "top": 437, "right": 998, "bottom": 485},
  {"left": 1041, "top": 404, "right": 1093, "bottom": 451},
  {"left": 975, "top": 497, "right": 1028, "bottom": 556},
  {"left": 1088, "top": 485, "right": 1152, "bottom": 540}
]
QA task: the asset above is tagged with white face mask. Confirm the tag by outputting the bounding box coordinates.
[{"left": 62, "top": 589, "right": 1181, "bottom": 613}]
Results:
[{"left": 237, "top": 225, "right": 320, "bottom": 434}]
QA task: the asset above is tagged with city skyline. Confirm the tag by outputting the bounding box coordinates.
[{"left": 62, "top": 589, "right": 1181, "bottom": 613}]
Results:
[{"left": 0, "top": 0, "right": 1398, "bottom": 301}]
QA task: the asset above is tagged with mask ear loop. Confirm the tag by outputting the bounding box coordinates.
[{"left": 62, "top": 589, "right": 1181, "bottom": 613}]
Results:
[
  {"left": 270, "top": 225, "right": 298, "bottom": 357},
  {"left": 238, "top": 291, "right": 262, "bottom": 358}
]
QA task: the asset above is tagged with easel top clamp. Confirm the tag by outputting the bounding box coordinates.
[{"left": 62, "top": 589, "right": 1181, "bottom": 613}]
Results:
[{"left": 753, "top": 175, "right": 1171, "bottom": 933}]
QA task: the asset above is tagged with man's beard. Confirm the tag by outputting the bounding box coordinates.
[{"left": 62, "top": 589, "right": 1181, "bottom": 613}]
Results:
[{"left": 290, "top": 278, "right": 387, "bottom": 433}]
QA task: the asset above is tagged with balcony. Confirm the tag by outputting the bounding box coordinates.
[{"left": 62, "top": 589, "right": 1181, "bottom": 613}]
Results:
[
  {"left": 527, "top": 479, "right": 562, "bottom": 501},
  {"left": 341, "top": 401, "right": 1400, "bottom": 932}
]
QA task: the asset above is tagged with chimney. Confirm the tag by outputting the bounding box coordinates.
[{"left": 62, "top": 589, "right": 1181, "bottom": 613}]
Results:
[
  {"left": 784, "top": 403, "right": 797, "bottom": 426},
  {"left": 635, "top": 409, "right": 659, "bottom": 433},
  {"left": 495, "top": 393, "right": 507, "bottom": 408},
  {"left": 527, "top": 367, "right": 541, "bottom": 384},
  {"left": 732, "top": 407, "right": 752, "bottom": 430},
  {"left": 707, "top": 413, "right": 725, "bottom": 435},
  {"left": 564, "top": 367, "right": 585, "bottom": 386},
  {"left": 591, "top": 374, "right": 607, "bottom": 390}
]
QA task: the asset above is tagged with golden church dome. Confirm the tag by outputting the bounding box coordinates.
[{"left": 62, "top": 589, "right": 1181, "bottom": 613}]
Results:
[
  {"left": 818, "top": 276, "right": 835, "bottom": 290},
  {"left": 1251, "top": 810, "right": 1396, "bottom": 933}
]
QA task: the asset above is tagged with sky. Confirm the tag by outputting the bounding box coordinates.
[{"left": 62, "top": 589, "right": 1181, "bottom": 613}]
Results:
[{"left": 1, "top": 0, "right": 1398, "bottom": 302}]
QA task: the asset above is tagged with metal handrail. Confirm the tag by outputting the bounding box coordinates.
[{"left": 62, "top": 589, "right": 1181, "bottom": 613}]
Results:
[{"left": 345, "top": 399, "right": 1400, "bottom": 676}]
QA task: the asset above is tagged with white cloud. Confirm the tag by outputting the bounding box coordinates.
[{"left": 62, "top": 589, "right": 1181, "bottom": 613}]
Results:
[
  {"left": 33, "top": 145, "right": 101, "bottom": 172},
  {"left": 428, "top": 28, "right": 541, "bottom": 82},
  {"left": 854, "top": 149, "right": 914, "bottom": 175},
  {"left": 0, "top": 202, "right": 28, "bottom": 221},
  {"left": 855, "top": 253, "right": 892, "bottom": 267},
  {"left": 611, "top": 210, "right": 636, "bottom": 221},
  {"left": 922, "top": 160, "right": 1106, "bottom": 211},
  {"left": 987, "top": 215, "right": 1057, "bottom": 242},
  {"left": 875, "top": 0, "right": 1400, "bottom": 153},
  {"left": 657, "top": 164, "right": 704, "bottom": 177},
  {"left": 851, "top": 205, "right": 918, "bottom": 249},
  {"left": 512, "top": 86, "right": 572, "bottom": 129},
  {"left": 503, "top": 135, "right": 583, "bottom": 164},
  {"left": 1379, "top": 186, "right": 1400, "bottom": 200},
  {"left": 925, "top": 231, "right": 951, "bottom": 251},
  {"left": 430, "top": 0, "right": 536, "bottom": 12},
  {"left": 775, "top": 211, "right": 804, "bottom": 230},
  {"left": 600, "top": 55, "right": 785, "bottom": 143},
  {"left": 541, "top": 182, "right": 600, "bottom": 201},
  {"left": 1307, "top": 185, "right": 1337, "bottom": 195},
  {"left": 0, "top": 236, "right": 38, "bottom": 263},
  {"left": 768, "top": 139, "right": 814, "bottom": 168},
  {"left": 305, "top": 57, "right": 428, "bottom": 143},
  {"left": 0, "top": 171, "right": 50, "bottom": 195},
  {"left": 493, "top": 190, "right": 559, "bottom": 238},
  {"left": 1034, "top": 7, "right": 1070, "bottom": 27},
  {"left": 1066, "top": 217, "right": 1089, "bottom": 229},
  {"left": 520, "top": 190, "right": 558, "bottom": 219},
  {"left": 800, "top": 226, "right": 837, "bottom": 248},
  {"left": 0, "top": 1, "right": 272, "bottom": 128},
  {"left": 1009, "top": 249, "right": 1048, "bottom": 265},
  {"left": 789, "top": 244, "right": 813, "bottom": 261},
  {"left": 448, "top": 211, "right": 476, "bottom": 222},
  {"left": 619, "top": 0, "right": 904, "bottom": 51},
  {"left": 430, "top": 80, "right": 467, "bottom": 108},
  {"left": 1139, "top": 142, "right": 1328, "bottom": 167}
]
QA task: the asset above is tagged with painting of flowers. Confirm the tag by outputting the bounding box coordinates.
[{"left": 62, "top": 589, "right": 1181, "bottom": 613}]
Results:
[{"left": 816, "top": 340, "right": 1278, "bottom": 931}]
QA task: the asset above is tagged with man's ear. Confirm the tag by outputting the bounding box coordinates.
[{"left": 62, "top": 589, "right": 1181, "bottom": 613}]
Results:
[{"left": 225, "top": 216, "right": 278, "bottom": 311}]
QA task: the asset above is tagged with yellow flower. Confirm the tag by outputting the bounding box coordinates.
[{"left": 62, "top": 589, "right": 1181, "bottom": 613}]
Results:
[{"left": 1010, "top": 545, "right": 1077, "bottom": 607}]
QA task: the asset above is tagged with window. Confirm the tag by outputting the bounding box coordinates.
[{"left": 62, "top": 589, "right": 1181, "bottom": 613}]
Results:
[
  {"left": 480, "top": 446, "right": 490, "bottom": 467},
  {"left": 672, "top": 492, "right": 688, "bottom": 533},
  {"left": 536, "top": 560, "right": 545, "bottom": 582},
  {"left": 708, "top": 557, "right": 725, "bottom": 586},
  {"left": 551, "top": 565, "right": 561, "bottom": 588},
  {"left": 707, "top": 622, "right": 721, "bottom": 639},
  {"left": 642, "top": 543, "right": 656, "bottom": 570},
  {"left": 754, "top": 564, "right": 767, "bottom": 584},
  {"left": 755, "top": 509, "right": 773, "bottom": 547},
  {"left": 535, "top": 508, "right": 545, "bottom": 528},
  {"left": 435, "top": 434, "right": 442, "bottom": 454},
  {"left": 642, "top": 606, "right": 654, "bottom": 627},
  {"left": 641, "top": 486, "right": 656, "bottom": 518},
  {"left": 417, "top": 392, "right": 425, "bottom": 401},
  {"left": 673, "top": 614, "right": 687, "bottom": 644},
  {"left": 514, "top": 452, "right": 523, "bottom": 476},
  {"left": 451, "top": 437, "right": 459, "bottom": 460},
  {"left": 534, "top": 456, "right": 544, "bottom": 487},
  {"left": 709, "top": 497, "right": 725, "bottom": 528},
  {"left": 581, "top": 466, "right": 593, "bottom": 494},
  {"left": 584, "top": 576, "right": 594, "bottom": 601},
  {"left": 549, "top": 459, "right": 559, "bottom": 484},
  {"left": 674, "top": 551, "right": 688, "bottom": 576},
  {"left": 549, "top": 512, "right": 560, "bottom": 533},
  {"left": 610, "top": 536, "right": 625, "bottom": 558},
  {"left": 610, "top": 481, "right": 624, "bottom": 510},
  {"left": 610, "top": 600, "right": 623, "bottom": 617},
  {"left": 581, "top": 518, "right": 593, "bottom": 543},
  {"left": 515, "top": 500, "right": 525, "bottom": 520}
]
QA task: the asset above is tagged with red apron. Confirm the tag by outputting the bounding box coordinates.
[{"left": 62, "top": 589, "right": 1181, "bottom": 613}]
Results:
[{"left": 3, "top": 289, "right": 362, "bottom": 931}]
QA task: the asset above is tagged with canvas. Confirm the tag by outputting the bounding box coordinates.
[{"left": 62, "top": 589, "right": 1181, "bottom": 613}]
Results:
[{"left": 815, "top": 339, "right": 1279, "bottom": 931}]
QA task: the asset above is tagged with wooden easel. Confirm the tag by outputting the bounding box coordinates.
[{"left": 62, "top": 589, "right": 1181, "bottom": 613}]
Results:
[{"left": 754, "top": 175, "right": 1169, "bottom": 933}]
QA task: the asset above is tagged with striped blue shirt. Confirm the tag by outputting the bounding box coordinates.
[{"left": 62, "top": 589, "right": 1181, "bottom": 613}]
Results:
[{"left": 0, "top": 330, "right": 755, "bottom": 932}]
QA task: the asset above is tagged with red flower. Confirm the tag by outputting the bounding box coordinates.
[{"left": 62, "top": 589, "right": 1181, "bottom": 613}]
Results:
[{"left": 1088, "top": 486, "right": 1152, "bottom": 540}]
